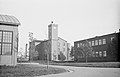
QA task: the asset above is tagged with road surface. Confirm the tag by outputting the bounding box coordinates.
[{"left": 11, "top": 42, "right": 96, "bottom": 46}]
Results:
[
  {"left": 38, "top": 64, "right": 120, "bottom": 77},
  {"left": 20, "top": 63, "right": 120, "bottom": 77}
]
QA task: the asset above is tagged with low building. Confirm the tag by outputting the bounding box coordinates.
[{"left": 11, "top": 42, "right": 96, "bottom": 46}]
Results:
[
  {"left": 74, "top": 32, "right": 119, "bottom": 62},
  {"left": 0, "top": 14, "right": 20, "bottom": 66}
]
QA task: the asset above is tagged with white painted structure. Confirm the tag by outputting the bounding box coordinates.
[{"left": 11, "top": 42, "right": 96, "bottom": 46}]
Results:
[
  {"left": 0, "top": 15, "right": 20, "bottom": 66},
  {"left": 48, "top": 22, "right": 69, "bottom": 61}
]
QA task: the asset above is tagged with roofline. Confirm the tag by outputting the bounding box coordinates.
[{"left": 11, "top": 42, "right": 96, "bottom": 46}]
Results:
[
  {"left": 58, "top": 37, "right": 67, "bottom": 42},
  {"left": 74, "top": 32, "right": 119, "bottom": 43},
  {"left": 0, "top": 22, "right": 20, "bottom": 26}
]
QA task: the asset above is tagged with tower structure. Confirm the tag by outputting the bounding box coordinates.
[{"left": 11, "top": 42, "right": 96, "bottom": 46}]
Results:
[{"left": 48, "top": 21, "right": 58, "bottom": 61}]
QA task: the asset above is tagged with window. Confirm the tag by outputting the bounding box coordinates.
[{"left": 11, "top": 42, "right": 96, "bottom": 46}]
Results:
[
  {"left": 0, "top": 31, "right": 13, "bottom": 55},
  {"left": 3, "top": 32, "right": 12, "bottom": 43},
  {"left": 92, "top": 41, "right": 94, "bottom": 46},
  {"left": 99, "top": 39, "right": 102, "bottom": 45},
  {"left": 103, "top": 51, "right": 107, "bottom": 57},
  {"left": 103, "top": 39, "right": 106, "bottom": 44},
  {"left": 89, "top": 41, "right": 91, "bottom": 46},
  {"left": 99, "top": 51, "right": 102, "bottom": 57},
  {"left": 95, "top": 40, "right": 98, "bottom": 45},
  {"left": 95, "top": 52, "right": 99, "bottom": 57},
  {"left": 92, "top": 51, "right": 95, "bottom": 57},
  {"left": 111, "top": 37, "right": 114, "bottom": 41},
  {"left": 77, "top": 43, "right": 79, "bottom": 47}
]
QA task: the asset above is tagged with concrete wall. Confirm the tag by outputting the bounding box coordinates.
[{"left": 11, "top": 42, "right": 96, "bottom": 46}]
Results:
[{"left": 0, "top": 25, "right": 18, "bottom": 66}]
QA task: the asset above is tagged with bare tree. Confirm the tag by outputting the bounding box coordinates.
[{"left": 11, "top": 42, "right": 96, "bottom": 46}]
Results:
[{"left": 78, "top": 40, "right": 93, "bottom": 63}]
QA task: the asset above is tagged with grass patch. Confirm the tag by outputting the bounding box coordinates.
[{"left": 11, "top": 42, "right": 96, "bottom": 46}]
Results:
[
  {"left": 0, "top": 64, "right": 66, "bottom": 77},
  {"left": 34, "top": 60, "right": 120, "bottom": 68}
]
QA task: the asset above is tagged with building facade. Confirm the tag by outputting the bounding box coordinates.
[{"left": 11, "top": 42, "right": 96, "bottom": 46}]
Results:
[
  {"left": 29, "top": 40, "right": 43, "bottom": 60},
  {"left": 74, "top": 32, "right": 119, "bottom": 62},
  {"left": 48, "top": 22, "right": 58, "bottom": 61},
  {"left": 48, "top": 22, "right": 69, "bottom": 61},
  {"left": 29, "top": 22, "right": 71, "bottom": 61},
  {"left": 58, "top": 37, "right": 68, "bottom": 61},
  {"left": 0, "top": 14, "right": 20, "bottom": 66}
]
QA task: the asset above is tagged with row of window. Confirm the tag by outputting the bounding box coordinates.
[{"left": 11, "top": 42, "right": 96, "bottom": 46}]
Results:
[
  {"left": 0, "top": 31, "right": 13, "bottom": 55},
  {"left": 79, "top": 51, "right": 107, "bottom": 58},
  {"left": 77, "top": 39, "right": 106, "bottom": 47},
  {"left": 92, "top": 51, "right": 107, "bottom": 57}
]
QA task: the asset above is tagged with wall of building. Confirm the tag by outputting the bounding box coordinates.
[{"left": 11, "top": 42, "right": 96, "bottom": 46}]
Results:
[
  {"left": 74, "top": 33, "right": 119, "bottom": 62},
  {"left": 58, "top": 37, "right": 68, "bottom": 61},
  {"left": 29, "top": 40, "right": 42, "bottom": 60},
  {"left": 0, "top": 25, "right": 18, "bottom": 66}
]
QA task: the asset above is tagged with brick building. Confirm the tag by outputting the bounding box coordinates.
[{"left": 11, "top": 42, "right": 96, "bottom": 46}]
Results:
[{"left": 74, "top": 32, "right": 119, "bottom": 62}]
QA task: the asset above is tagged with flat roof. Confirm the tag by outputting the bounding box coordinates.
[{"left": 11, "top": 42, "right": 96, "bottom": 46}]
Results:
[
  {"left": 0, "top": 14, "right": 20, "bottom": 26},
  {"left": 74, "top": 32, "right": 119, "bottom": 43}
]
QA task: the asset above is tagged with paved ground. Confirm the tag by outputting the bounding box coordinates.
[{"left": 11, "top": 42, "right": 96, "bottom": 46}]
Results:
[
  {"left": 19, "top": 63, "right": 120, "bottom": 77},
  {"left": 38, "top": 64, "right": 120, "bottom": 77}
]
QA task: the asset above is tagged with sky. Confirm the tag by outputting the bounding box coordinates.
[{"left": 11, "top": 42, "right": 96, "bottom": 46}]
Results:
[{"left": 0, "top": 0, "right": 120, "bottom": 51}]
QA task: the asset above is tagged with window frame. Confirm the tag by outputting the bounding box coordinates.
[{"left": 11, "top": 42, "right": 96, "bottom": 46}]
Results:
[
  {"left": 103, "top": 39, "right": 106, "bottom": 44},
  {"left": 95, "top": 40, "right": 98, "bottom": 45},
  {"left": 99, "top": 39, "right": 102, "bottom": 45},
  {"left": 0, "top": 30, "right": 13, "bottom": 55}
]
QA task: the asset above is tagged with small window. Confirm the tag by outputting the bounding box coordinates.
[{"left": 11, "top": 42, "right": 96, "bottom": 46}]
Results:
[
  {"left": 99, "top": 51, "right": 102, "bottom": 57},
  {"left": 111, "top": 37, "right": 114, "bottom": 41},
  {"left": 92, "top": 51, "right": 95, "bottom": 57},
  {"left": 2, "top": 44, "right": 12, "bottom": 55},
  {"left": 103, "top": 39, "right": 106, "bottom": 44},
  {"left": 95, "top": 40, "right": 98, "bottom": 45},
  {"left": 77, "top": 43, "right": 79, "bottom": 47},
  {"left": 95, "top": 52, "right": 99, "bottom": 57},
  {"left": 89, "top": 41, "right": 91, "bottom": 46},
  {"left": 99, "top": 39, "right": 102, "bottom": 45},
  {"left": 103, "top": 51, "right": 107, "bottom": 57},
  {"left": 92, "top": 41, "right": 94, "bottom": 46}
]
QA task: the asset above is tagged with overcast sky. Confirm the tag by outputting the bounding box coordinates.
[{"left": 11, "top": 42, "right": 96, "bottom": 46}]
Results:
[{"left": 0, "top": 0, "right": 120, "bottom": 51}]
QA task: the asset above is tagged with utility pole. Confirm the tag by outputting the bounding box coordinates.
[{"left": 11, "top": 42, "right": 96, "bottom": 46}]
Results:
[{"left": 45, "top": 31, "right": 49, "bottom": 69}]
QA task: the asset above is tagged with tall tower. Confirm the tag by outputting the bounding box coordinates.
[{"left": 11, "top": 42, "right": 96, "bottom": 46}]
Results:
[{"left": 48, "top": 21, "right": 58, "bottom": 61}]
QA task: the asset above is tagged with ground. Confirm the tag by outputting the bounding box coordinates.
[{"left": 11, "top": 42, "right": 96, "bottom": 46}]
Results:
[
  {"left": 0, "top": 63, "right": 66, "bottom": 77},
  {"left": 38, "top": 64, "right": 120, "bottom": 77}
]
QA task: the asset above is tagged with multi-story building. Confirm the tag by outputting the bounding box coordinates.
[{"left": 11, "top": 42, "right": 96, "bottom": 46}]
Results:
[
  {"left": 29, "top": 22, "right": 71, "bottom": 61},
  {"left": 74, "top": 32, "right": 119, "bottom": 62},
  {"left": 48, "top": 22, "right": 69, "bottom": 61},
  {"left": 0, "top": 14, "right": 20, "bottom": 66}
]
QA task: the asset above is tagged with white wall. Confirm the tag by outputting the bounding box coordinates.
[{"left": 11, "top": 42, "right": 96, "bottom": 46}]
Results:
[{"left": 0, "top": 25, "right": 18, "bottom": 66}]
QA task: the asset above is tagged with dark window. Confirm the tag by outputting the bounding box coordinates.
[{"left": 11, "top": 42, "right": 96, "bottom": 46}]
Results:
[{"left": 0, "top": 30, "right": 13, "bottom": 55}]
